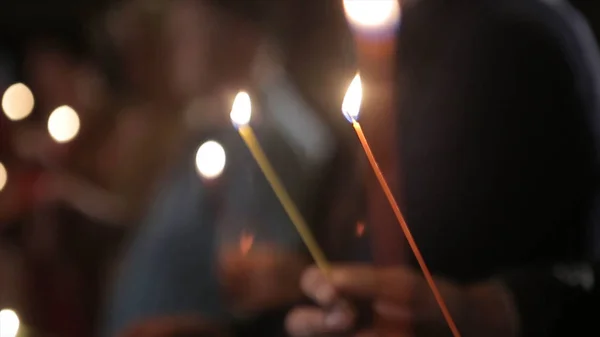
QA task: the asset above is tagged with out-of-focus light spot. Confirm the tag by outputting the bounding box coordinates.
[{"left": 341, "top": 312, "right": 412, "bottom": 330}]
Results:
[
  {"left": 230, "top": 92, "right": 252, "bottom": 127},
  {"left": 0, "top": 309, "right": 20, "bottom": 337},
  {"left": 239, "top": 231, "right": 254, "bottom": 256},
  {"left": 195, "top": 140, "right": 226, "bottom": 179},
  {"left": 2, "top": 83, "right": 35, "bottom": 121},
  {"left": 356, "top": 222, "right": 365, "bottom": 237},
  {"left": 47, "top": 105, "right": 80, "bottom": 143},
  {"left": 0, "top": 162, "right": 7, "bottom": 193},
  {"left": 343, "top": 0, "right": 400, "bottom": 31}
]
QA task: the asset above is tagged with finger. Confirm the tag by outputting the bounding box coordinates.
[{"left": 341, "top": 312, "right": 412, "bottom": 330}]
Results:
[
  {"left": 300, "top": 266, "right": 338, "bottom": 306},
  {"left": 285, "top": 306, "right": 355, "bottom": 337},
  {"left": 329, "top": 265, "right": 418, "bottom": 303}
]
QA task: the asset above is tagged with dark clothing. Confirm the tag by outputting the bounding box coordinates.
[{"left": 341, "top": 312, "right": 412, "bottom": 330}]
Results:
[{"left": 396, "top": 0, "right": 600, "bottom": 334}]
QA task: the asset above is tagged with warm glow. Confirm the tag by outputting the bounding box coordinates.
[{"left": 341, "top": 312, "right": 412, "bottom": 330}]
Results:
[
  {"left": 195, "top": 140, "right": 226, "bottom": 179},
  {"left": 2, "top": 83, "right": 35, "bottom": 121},
  {"left": 230, "top": 92, "right": 252, "bottom": 126},
  {"left": 356, "top": 222, "right": 365, "bottom": 237},
  {"left": 47, "top": 105, "right": 80, "bottom": 143},
  {"left": 342, "top": 74, "right": 363, "bottom": 122},
  {"left": 239, "top": 231, "right": 254, "bottom": 256},
  {"left": 0, "top": 309, "right": 20, "bottom": 337},
  {"left": 0, "top": 162, "right": 6, "bottom": 193},
  {"left": 343, "top": 0, "right": 400, "bottom": 30}
]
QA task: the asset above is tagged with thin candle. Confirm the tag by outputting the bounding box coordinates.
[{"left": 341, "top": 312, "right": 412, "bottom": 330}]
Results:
[
  {"left": 230, "top": 92, "right": 330, "bottom": 274},
  {"left": 342, "top": 74, "right": 461, "bottom": 337}
]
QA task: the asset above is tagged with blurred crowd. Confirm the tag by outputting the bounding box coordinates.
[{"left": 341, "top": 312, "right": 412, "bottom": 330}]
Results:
[{"left": 0, "top": 1, "right": 599, "bottom": 337}]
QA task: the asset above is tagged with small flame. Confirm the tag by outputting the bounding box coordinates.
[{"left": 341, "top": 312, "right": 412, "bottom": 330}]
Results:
[
  {"left": 230, "top": 92, "right": 252, "bottom": 127},
  {"left": 239, "top": 231, "right": 254, "bottom": 256},
  {"left": 342, "top": 74, "right": 363, "bottom": 122},
  {"left": 356, "top": 222, "right": 366, "bottom": 237},
  {"left": 343, "top": 0, "right": 401, "bottom": 30}
]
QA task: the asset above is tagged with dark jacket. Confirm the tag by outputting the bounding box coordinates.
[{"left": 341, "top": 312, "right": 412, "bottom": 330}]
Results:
[{"left": 396, "top": 0, "right": 600, "bottom": 335}]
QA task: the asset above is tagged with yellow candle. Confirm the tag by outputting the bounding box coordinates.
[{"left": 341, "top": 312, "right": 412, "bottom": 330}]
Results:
[{"left": 230, "top": 92, "right": 330, "bottom": 273}]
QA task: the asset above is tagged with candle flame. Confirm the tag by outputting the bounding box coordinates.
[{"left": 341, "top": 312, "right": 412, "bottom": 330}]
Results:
[
  {"left": 356, "top": 222, "right": 365, "bottom": 237},
  {"left": 343, "top": 0, "right": 400, "bottom": 30},
  {"left": 47, "top": 105, "right": 80, "bottom": 143},
  {"left": 230, "top": 92, "right": 252, "bottom": 126},
  {"left": 240, "top": 231, "right": 254, "bottom": 256},
  {"left": 195, "top": 140, "right": 226, "bottom": 179},
  {"left": 0, "top": 309, "right": 20, "bottom": 337},
  {"left": 2, "top": 83, "right": 35, "bottom": 121},
  {"left": 342, "top": 74, "right": 362, "bottom": 122},
  {"left": 0, "top": 162, "right": 7, "bottom": 193}
]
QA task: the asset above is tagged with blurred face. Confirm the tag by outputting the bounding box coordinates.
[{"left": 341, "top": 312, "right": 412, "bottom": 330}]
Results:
[
  {"left": 165, "top": 0, "right": 214, "bottom": 100},
  {"left": 165, "top": 1, "right": 262, "bottom": 100},
  {"left": 108, "top": 0, "right": 260, "bottom": 105}
]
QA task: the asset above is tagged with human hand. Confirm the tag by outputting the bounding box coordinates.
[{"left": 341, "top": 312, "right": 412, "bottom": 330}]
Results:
[
  {"left": 285, "top": 265, "right": 470, "bottom": 337},
  {"left": 219, "top": 244, "right": 309, "bottom": 316}
]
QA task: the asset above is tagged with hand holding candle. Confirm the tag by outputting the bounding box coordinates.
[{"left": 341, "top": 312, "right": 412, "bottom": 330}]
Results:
[
  {"left": 230, "top": 92, "right": 330, "bottom": 274},
  {"left": 342, "top": 74, "right": 462, "bottom": 337}
]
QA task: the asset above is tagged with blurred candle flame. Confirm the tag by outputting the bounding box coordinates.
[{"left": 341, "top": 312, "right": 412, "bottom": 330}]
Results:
[
  {"left": 356, "top": 222, "right": 365, "bottom": 237},
  {"left": 47, "top": 105, "right": 80, "bottom": 143},
  {"left": 0, "top": 309, "right": 20, "bottom": 337},
  {"left": 342, "top": 74, "right": 363, "bottom": 122},
  {"left": 230, "top": 92, "right": 252, "bottom": 127},
  {"left": 195, "top": 140, "right": 226, "bottom": 179},
  {"left": 240, "top": 231, "right": 254, "bottom": 256},
  {"left": 2, "top": 83, "right": 35, "bottom": 121},
  {"left": 343, "top": 0, "right": 401, "bottom": 31},
  {"left": 0, "top": 162, "right": 7, "bottom": 193}
]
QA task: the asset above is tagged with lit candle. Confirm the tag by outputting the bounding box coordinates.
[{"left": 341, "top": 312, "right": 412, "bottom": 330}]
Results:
[
  {"left": 0, "top": 162, "right": 7, "bottom": 193},
  {"left": 342, "top": 74, "right": 461, "bottom": 337},
  {"left": 230, "top": 92, "right": 330, "bottom": 273},
  {"left": 47, "top": 105, "right": 80, "bottom": 143},
  {"left": 2, "top": 83, "right": 35, "bottom": 121},
  {"left": 343, "top": 0, "right": 400, "bottom": 38},
  {"left": 195, "top": 140, "right": 227, "bottom": 180},
  {"left": 0, "top": 309, "right": 20, "bottom": 337}
]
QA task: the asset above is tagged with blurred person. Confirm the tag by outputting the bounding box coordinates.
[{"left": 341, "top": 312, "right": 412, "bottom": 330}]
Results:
[
  {"left": 282, "top": 0, "right": 600, "bottom": 336},
  {"left": 102, "top": 0, "right": 356, "bottom": 336},
  {"left": 105, "top": 0, "right": 600, "bottom": 337}
]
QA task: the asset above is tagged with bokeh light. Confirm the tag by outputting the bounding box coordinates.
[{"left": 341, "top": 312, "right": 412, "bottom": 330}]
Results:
[
  {"left": 47, "top": 105, "right": 80, "bottom": 143},
  {"left": 230, "top": 92, "right": 252, "bottom": 126},
  {"left": 195, "top": 140, "right": 226, "bottom": 179},
  {"left": 2, "top": 83, "right": 35, "bottom": 121},
  {"left": 0, "top": 162, "right": 7, "bottom": 193},
  {"left": 343, "top": 0, "right": 400, "bottom": 31},
  {"left": 0, "top": 309, "right": 20, "bottom": 337}
]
